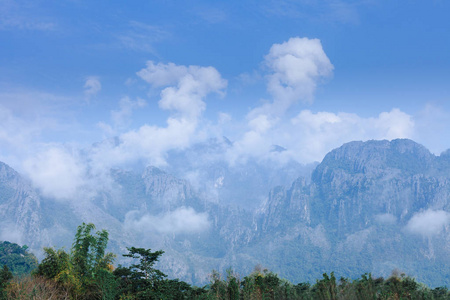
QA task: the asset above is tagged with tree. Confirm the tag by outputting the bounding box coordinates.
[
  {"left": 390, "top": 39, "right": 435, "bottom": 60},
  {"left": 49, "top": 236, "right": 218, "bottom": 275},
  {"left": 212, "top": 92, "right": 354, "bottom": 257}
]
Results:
[
  {"left": 71, "top": 222, "right": 115, "bottom": 279},
  {"left": 0, "top": 265, "right": 13, "bottom": 300},
  {"left": 226, "top": 268, "right": 240, "bottom": 300},
  {"left": 35, "top": 223, "right": 116, "bottom": 299},
  {"left": 312, "top": 272, "right": 337, "bottom": 300},
  {"left": 35, "top": 247, "right": 71, "bottom": 280},
  {"left": 0, "top": 241, "right": 38, "bottom": 276},
  {"left": 113, "top": 247, "right": 166, "bottom": 299}
]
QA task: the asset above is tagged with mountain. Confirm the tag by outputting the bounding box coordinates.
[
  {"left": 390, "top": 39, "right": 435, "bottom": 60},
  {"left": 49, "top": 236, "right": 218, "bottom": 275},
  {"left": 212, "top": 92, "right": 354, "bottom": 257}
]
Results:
[
  {"left": 251, "top": 139, "right": 450, "bottom": 285},
  {"left": 0, "top": 162, "right": 45, "bottom": 250},
  {"left": 0, "top": 139, "right": 449, "bottom": 286},
  {"left": 0, "top": 241, "right": 38, "bottom": 276}
]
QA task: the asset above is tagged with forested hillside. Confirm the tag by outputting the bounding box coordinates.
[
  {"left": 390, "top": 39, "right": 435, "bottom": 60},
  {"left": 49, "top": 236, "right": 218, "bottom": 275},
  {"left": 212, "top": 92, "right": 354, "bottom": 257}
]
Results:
[{"left": 0, "top": 241, "right": 37, "bottom": 276}]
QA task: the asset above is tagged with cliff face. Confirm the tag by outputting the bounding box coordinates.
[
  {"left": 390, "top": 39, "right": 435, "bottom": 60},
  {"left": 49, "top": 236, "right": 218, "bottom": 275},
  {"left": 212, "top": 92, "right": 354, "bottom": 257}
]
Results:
[
  {"left": 310, "top": 139, "right": 449, "bottom": 234},
  {"left": 251, "top": 139, "right": 449, "bottom": 285},
  {"left": 0, "top": 162, "right": 43, "bottom": 250},
  {"left": 1, "top": 139, "right": 449, "bottom": 286}
]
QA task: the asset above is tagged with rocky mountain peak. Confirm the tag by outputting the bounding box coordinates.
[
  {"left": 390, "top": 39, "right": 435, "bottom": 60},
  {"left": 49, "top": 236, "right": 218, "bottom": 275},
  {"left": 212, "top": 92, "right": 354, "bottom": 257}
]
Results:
[
  {"left": 0, "top": 162, "right": 20, "bottom": 183},
  {"left": 141, "top": 166, "right": 197, "bottom": 212},
  {"left": 313, "top": 139, "right": 435, "bottom": 182}
]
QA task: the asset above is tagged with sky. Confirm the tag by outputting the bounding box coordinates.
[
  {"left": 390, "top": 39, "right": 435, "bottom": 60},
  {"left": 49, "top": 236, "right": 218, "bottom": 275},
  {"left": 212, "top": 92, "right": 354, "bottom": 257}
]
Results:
[{"left": 1, "top": 0, "right": 450, "bottom": 200}]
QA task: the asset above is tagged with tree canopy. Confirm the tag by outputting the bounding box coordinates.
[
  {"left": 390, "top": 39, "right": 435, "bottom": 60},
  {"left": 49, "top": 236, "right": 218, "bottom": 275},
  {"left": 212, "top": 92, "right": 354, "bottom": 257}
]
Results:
[{"left": 1, "top": 223, "right": 449, "bottom": 299}]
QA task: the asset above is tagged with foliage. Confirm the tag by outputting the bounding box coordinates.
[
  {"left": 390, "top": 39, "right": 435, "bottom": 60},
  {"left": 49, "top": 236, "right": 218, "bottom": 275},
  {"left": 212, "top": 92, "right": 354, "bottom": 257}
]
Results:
[
  {"left": 34, "top": 222, "right": 116, "bottom": 299},
  {"left": 113, "top": 247, "right": 168, "bottom": 299},
  {"left": 0, "top": 265, "right": 13, "bottom": 300},
  {"left": 3, "top": 222, "right": 449, "bottom": 299},
  {"left": 204, "top": 268, "right": 450, "bottom": 300},
  {"left": 0, "top": 241, "right": 38, "bottom": 276},
  {"left": 5, "top": 275, "right": 70, "bottom": 299}
]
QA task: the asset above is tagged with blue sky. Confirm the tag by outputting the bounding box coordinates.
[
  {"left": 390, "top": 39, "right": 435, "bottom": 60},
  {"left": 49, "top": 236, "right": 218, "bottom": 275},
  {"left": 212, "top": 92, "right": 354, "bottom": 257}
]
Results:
[{"left": 1, "top": 0, "right": 450, "bottom": 199}]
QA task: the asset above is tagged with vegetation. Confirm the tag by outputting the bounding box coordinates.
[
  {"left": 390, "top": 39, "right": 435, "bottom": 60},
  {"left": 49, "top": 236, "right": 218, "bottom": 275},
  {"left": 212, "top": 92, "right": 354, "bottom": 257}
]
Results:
[
  {"left": 0, "top": 241, "right": 38, "bottom": 276},
  {"left": 0, "top": 223, "right": 449, "bottom": 299}
]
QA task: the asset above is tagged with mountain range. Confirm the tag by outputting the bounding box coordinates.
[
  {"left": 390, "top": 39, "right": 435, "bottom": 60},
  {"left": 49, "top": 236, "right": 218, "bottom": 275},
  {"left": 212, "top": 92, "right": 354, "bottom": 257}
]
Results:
[{"left": 0, "top": 138, "right": 449, "bottom": 286}]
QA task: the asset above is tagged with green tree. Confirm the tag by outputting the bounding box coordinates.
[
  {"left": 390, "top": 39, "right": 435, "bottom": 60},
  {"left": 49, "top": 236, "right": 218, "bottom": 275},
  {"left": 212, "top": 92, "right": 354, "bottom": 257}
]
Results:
[
  {"left": 113, "top": 247, "right": 167, "bottom": 299},
  {"left": 0, "top": 265, "right": 13, "bottom": 300},
  {"left": 0, "top": 241, "right": 38, "bottom": 276},
  {"left": 208, "top": 269, "right": 227, "bottom": 300},
  {"left": 71, "top": 222, "right": 115, "bottom": 279},
  {"left": 35, "top": 247, "right": 71, "bottom": 280},
  {"left": 226, "top": 268, "right": 239, "bottom": 300},
  {"left": 35, "top": 223, "right": 116, "bottom": 299},
  {"left": 312, "top": 272, "right": 337, "bottom": 300}
]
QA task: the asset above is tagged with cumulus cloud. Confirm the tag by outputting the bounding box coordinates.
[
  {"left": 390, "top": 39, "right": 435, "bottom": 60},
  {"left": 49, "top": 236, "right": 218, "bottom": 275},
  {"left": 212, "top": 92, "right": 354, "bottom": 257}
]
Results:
[
  {"left": 89, "top": 61, "right": 228, "bottom": 167},
  {"left": 286, "top": 108, "right": 414, "bottom": 161},
  {"left": 0, "top": 60, "right": 227, "bottom": 201},
  {"left": 137, "top": 61, "right": 227, "bottom": 119},
  {"left": 114, "top": 117, "right": 198, "bottom": 166},
  {"left": 87, "top": 61, "right": 229, "bottom": 171},
  {"left": 23, "top": 146, "right": 87, "bottom": 200},
  {"left": 84, "top": 76, "right": 101, "bottom": 98},
  {"left": 225, "top": 37, "right": 335, "bottom": 165},
  {"left": 124, "top": 207, "right": 210, "bottom": 234},
  {"left": 1, "top": 37, "right": 437, "bottom": 205},
  {"left": 263, "top": 37, "right": 333, "bottom": 114},
  {"left": 405, "top": 209, "right": 450, "bottom": 237},
  {"left": 226, "top": 108, "right": 414, "bottom": 164}
]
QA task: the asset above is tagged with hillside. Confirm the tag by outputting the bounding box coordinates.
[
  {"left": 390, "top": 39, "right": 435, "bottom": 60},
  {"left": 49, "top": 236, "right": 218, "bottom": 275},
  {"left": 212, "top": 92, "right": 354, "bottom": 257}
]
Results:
[{"left": 0, "top": 139, "right": 449, "bottom": 286}]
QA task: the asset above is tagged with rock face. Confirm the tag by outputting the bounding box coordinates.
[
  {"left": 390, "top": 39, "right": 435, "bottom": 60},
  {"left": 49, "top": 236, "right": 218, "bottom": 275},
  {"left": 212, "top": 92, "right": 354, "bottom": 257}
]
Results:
[
  {"left": 311, "top": 139, "right": 450, "bottom": 234},
  {"left": 1, "top": 139, "right": 449, "bottom": 286},
  {"left": 251, "top": 139, "right": 450, "bottom": 285},
  {"left": 0, "top": 162, "right": 44, "bottom": 249}
]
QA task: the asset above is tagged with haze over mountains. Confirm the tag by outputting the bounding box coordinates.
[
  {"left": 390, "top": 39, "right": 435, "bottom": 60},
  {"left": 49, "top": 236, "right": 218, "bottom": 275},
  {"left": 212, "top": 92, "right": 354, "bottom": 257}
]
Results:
[{"left": 0, "top": 138, "right": 449, "bottom": 286}]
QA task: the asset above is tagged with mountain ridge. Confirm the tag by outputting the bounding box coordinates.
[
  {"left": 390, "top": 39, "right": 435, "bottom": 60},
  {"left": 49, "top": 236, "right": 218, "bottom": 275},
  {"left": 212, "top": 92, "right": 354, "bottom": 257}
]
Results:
[{"left": 1, "top": 138, "right": 449, "bottom": 286}]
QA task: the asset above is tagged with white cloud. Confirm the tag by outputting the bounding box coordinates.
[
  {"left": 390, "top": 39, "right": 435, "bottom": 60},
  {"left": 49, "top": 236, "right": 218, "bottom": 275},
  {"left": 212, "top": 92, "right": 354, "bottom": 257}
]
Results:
[
  {"left": 137, "top": 61, "right": 227, "bottom": 119},
  {"left": 374, "top": 109, "right": 415, "bottom": 140},
  {"left": 225, "top": 108, "right": 415, "bottom": 164},
  {"left": 137, "top": 62, "right": 188, "bottom": 87},
  {"left": 2, "top": 36, "right": 443, "bottom": 206},
  {"left": 23, "top": 146, "right": 87, "bottom": 200},
  {"left": 249, "top": 114, "right": 275, "bottom": 133},
  {"left": 84, "top": 76, "right": 101, "bottom": 98},
  {"left": 226, "top": 37, "right": 335, "bottom": 165},
  {"left": 286, "top": 108, "right": 414, "bottom": 162},
  {"left": 405, "top": 209, "right": 450, "bottom": 237},
  {"left": 114, "top": 117, "right": 198, "bottom": 166},
  {"left": 263, "top": 37, "right": 333, "bottom": 114},
  {"left": 92, "top": 61, "right": 228, "bottom": 168},
  {"left": 0, "top": 60, "right": 227, "bottom": 201},
  {"left": 124, "top": 207, "right": 210, "bottom": 234},
  {"left": 111, "top": 97, "right": 147, "bottom": 130}
]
